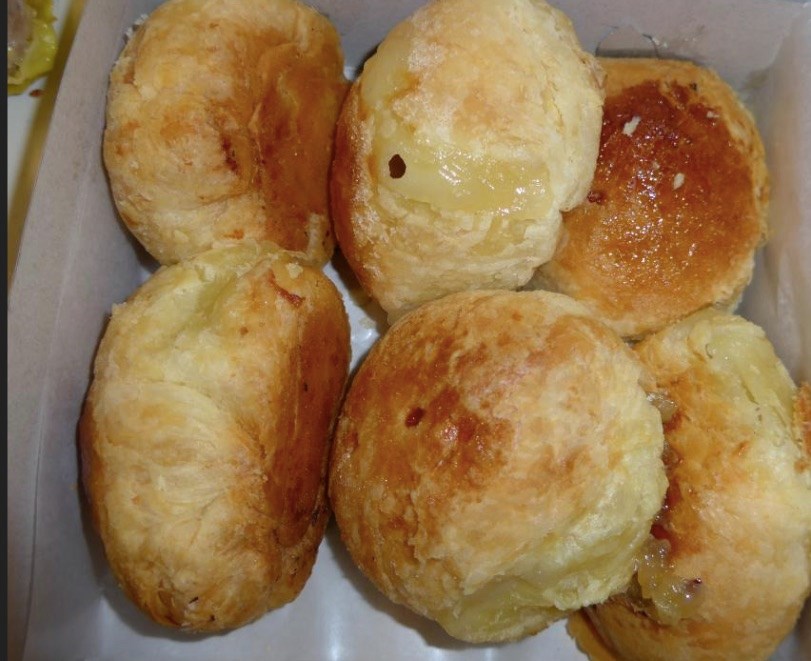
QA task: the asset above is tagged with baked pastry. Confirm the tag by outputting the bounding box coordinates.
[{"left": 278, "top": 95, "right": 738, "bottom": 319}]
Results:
[
  {"left": 103, "top": 0, "right": 348, "bottom": 266},
  {"left": 79, "top": 241, "right": 350, "bottom": 631},
  {"left": 329, "top": 290, "right": 667, "bottom": 643},
  {"left": 331, "top": 0, "right": 604, "bottom": 321},
  {"left": 531, "top": 58, "right": 769, "bottom": 339},
  {"left": 569, "top": 309, "right": 811, "bottom": 660}
]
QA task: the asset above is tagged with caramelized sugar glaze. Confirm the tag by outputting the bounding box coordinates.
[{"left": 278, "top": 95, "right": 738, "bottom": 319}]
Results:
[{"left": 540, "top": 59, "right": 768, "bottom": 338}]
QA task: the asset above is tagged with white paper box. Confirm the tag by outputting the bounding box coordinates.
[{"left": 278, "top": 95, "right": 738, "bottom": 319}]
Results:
[{"left": 8, "top": 0, "right": 811, "bottom": 659}]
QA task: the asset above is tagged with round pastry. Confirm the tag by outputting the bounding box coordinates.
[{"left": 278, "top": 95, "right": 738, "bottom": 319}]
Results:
[
  {"left": 103, "top": 0, "right": 348, "bottom": 266},
  {"left": 570, "top": 310, "right": 811, "bottom": 660},
  {"left": 79, "top": 241, "right": 350, "bottom": 631},
  {"left": 331, "top": 0, "right": 604, "bottom": 321},
  {"left": 329, "top": 290, "right": 667, "bottom": 643},
  {"left": 531, "top": 58, "right": 769, "bottom": 339}
]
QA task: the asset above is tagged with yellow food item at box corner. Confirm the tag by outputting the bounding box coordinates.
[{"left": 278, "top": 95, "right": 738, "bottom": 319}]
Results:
[{"left": 7, "top": 0, "right": 58, "bottom": 94}]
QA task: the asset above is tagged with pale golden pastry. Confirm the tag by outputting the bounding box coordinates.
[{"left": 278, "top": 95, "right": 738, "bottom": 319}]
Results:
[
  {"left": 329, "top": 290, "right": 666, "bottom": 643},
  {"left": 532, "top": 58, "right": 769, "bottom": 339},
  {"left": 103, "top": 0, "right": 348, "bottom": 266},
  {"left": 570, "top": 310, "right": 811, "bottom": 661},
  {"left": 331, "top": 0, "right": 604, "bottom": 321},
  {"left": 79, "top": 242, "right": 350, "bottom": 631}
]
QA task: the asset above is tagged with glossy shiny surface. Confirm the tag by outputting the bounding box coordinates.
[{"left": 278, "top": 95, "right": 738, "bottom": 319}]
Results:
[{"left": 547, "top": 67, "right": 765, "bottom": 337}]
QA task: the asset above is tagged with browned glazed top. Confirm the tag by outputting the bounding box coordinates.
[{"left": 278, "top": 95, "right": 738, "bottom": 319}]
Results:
[{"left": 543, "top": 59, "right": 768, "bottom": 338}]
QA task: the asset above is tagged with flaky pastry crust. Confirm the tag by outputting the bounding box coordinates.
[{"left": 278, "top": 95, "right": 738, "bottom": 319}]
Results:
[
  {"left": 79, "top": 242, "right": 350, "bottom": 631},
  {"left": 103, "top": 0, "right": 348, "bottom": 265},
  {"left": 331, "top": 0, "right": 604, "bottom": 321},
  {"left": 330, "top": 290, "right": 666, "bottom": 643},
  {"left": 570, "top": 310, "right": 811, "bottom": 660}
]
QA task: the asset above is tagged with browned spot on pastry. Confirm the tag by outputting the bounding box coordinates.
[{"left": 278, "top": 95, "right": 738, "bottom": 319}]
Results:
[
  {"left": 649, "top": 441, "right": 684, "bottom": 553},
  {"left": 388, "top": 154, "right": 406, "bottom": 178},
  {"left": 421, "top": 386, "right": 510, "bottom": 490},
  {"left": 342, "top": 428, "right": 359, "bottom": 453},
  {"left": 794, "top": 384, "right": 811, "bottom": 471},
  {"left": 221, "top": 135, "right": 239, "bottom": 173},
  {"left": 587, "top": 190, "right": 606, "bottom": 204},
  {"left": 254, "top": 50, "right": 348, "bottom": 259},
  {"left": 405, "top": 407, "right": 425, "bottom": 427},
  {"left": 794, "top": 383, "right": 811, "bottom": 459},
  {"left": 664, "top": 409, "right": 683, "bottom": 434},
  {"left": 268, "top": 272, "right": 304, "bottom": 307}
]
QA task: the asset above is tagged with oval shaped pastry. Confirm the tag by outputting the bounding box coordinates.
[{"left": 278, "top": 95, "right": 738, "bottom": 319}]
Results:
[
  {"left": 79, "top": 242, "right": 350, "bottom": 631},
  {"left": 570, "top": 310, "right": 811, "bottom": 660},
  {"left": 329, "top": 290, "right": 666, "bottom": 643},
  {"left": 103, "top": 0, "right": 348, "bottom": 266},
  {"left": 331, "top": 0, "right": 604, "bottom": 321},
  {"left": 532, "top": 58, "right": 769, "bottom": 339}
]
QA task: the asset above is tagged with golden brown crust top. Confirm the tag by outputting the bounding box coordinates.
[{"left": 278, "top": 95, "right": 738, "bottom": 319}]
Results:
[
  {"left": 330, "top": 290, "right": 666, "bottom": 643},
  {"left": 538, "top": 58, "right": 769, "bottom": 339},
  {"left": 79, "top": 242, "right": 350, "bottom": 631},
  {"left": 103, "top": 0, "right": 348, "bottom": 265}
]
